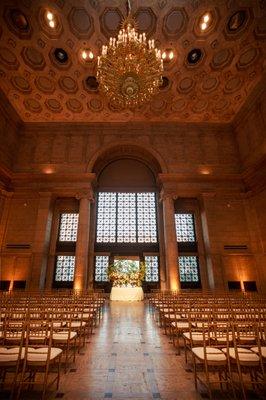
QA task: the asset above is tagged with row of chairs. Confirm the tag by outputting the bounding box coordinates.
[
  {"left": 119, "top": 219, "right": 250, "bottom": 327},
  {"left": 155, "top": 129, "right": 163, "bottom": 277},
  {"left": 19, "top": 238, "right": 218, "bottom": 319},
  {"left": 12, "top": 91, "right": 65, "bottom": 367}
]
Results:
[
  {"left": 0, "top": 291, "right": 106, "bottom": 399},
  {"left": 149, "top": 291, "right": 266, "bottom": 399}
]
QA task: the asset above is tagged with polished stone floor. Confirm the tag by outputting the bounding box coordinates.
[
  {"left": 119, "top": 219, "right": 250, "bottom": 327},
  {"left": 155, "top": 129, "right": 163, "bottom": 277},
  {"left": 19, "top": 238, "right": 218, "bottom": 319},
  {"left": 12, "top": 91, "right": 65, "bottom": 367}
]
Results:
[
  {"left": 54, "top": 301, "right": 200, "bottom": 400},
  {"left": 3, "top": 301, "right": 261, "bottom": 400}
]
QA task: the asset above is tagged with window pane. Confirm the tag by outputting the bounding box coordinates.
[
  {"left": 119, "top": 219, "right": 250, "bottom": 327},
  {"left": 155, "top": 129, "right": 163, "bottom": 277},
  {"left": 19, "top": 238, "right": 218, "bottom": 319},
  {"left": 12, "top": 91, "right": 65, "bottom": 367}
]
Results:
[
  {"left": 145, "top": 256, "right": 159, "bottom": 282},
  {"left": 55, "top": 255, "right": 75, "bottom": 282},
  {"left": 178, "top": 256, "right": 199, "bottom": 282},
  {"left": 95, "top": 256, "right": 109, "bottom": 282},
  {"left": 96, "top": 192, "right": 116, "bottom": 243},
  {"left": 175, "top": 213, "right": 196, "bottom": 242},
  {"left": 117, "top": 193, "right": 136, "bottom": 243},
  {"left": 137, "top": 193, "right": 157, "bottom": 243},
  {"left": 96, "top": 192, "right": 158, "bottom": 244},
  {"left": 58, "top": 213, "right": 79, "bottom": 242}
]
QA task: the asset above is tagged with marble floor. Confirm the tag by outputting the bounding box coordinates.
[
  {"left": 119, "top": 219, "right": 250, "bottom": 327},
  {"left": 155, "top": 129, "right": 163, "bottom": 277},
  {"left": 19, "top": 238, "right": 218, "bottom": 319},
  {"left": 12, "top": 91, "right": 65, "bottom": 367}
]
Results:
[
  {"left": 54, "top": 301, "right": 201, "bottom": 400},
  {"left": 3, "top": 301, "right": 262, "bottom": 400}
]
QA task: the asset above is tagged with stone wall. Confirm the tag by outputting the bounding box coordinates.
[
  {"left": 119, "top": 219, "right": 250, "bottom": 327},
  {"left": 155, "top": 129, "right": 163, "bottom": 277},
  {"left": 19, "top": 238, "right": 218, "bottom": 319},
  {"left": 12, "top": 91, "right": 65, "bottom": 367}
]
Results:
[
  {"left": 0, "top": 94, "right": 265, "bottom": 291},
  {"left": 16, "top": 123, "right": 239, "bottom": 175}
]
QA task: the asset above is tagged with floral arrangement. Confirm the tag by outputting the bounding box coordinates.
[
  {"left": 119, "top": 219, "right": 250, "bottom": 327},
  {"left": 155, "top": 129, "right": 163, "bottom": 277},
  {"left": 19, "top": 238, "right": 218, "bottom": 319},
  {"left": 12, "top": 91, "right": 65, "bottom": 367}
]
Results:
[{"left": 107, "top": 260, "right": 146, "bottom": 287}]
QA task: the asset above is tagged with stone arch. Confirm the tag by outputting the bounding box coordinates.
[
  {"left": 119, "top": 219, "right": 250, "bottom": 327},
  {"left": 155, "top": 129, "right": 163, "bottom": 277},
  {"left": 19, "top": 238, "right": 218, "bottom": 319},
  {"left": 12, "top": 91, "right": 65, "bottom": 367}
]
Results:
[{"left": 86, "top": 141, "right": 168, "bottom": 177}]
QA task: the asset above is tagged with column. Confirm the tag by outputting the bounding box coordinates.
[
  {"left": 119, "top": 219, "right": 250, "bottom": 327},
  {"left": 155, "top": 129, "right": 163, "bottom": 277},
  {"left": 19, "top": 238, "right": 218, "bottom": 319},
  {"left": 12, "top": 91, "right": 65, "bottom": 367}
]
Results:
[
  {"left": 29, "top": 192, "right": 53, "bottom": 290},
  {"left": 74, "top": 189, "right": 94, "bottom": 291},
  {"left": 161, "top": 192, "right": 180, "bottom": 290},
  {"left": 0, "top": 189, "right": 13, "bottom": 250}
]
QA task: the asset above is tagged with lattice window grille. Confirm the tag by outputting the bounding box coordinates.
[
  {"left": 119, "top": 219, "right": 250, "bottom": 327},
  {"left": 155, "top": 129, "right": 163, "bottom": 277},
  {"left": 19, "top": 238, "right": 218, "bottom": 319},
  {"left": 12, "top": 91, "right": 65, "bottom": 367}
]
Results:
[
  {"left": 96, "top": 192, "right": 158, "bottom": 244},
  {"left": 96, "top": 192, "right": 116, "bottom": 243},
  {"left": 175, "top": 213, "right": 196, "bottom": 242},
  {"left": 55, "top": 255, "right": 75, "bottom": 282},
  {"left": 145, "top": 256, "right": 159, "bottom": 282},
  {"left": 178, "top": 256, "right": 199, "bottom": 282},
  {"left": 117, "top": 193, "right": 137, "bottom": 243},
  {"left": 137, "top": 193, "right": 157, "bottom": 243},
  {"left": 58, "top": 213, "right": 79, "bottom": 242},
  {"left": 95, "top": 256, "right": 109, "bottom": 282}
]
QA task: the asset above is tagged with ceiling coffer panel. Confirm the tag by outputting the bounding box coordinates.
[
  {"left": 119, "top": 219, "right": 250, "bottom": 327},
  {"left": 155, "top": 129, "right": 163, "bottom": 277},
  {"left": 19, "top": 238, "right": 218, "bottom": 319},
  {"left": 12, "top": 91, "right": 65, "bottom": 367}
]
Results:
[{"left": 0, "top": 0, "right": 265, "bottom": 123}]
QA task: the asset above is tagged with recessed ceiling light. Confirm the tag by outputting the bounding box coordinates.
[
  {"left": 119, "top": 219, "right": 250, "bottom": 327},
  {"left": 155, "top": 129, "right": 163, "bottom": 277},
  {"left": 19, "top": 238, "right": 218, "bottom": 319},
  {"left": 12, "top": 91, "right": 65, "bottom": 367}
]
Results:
[
  {"left": 81, "top": 49, "right": 94, "bottom": 62},
  {"left": 10, "top": 9, "right": 29, "bottom": 31},
  {"left": 46, "top": 11, "right": 54, "bottom": 21},
  {"left": 199, "top": 12, "right": 212, "bottom": 32},
  {"left": 187, "top": 48, "right": 202, "bottom": 65},
  {"left": 85, "top": 76, "right": 99, "bottom": 91},
  {"left": 203, "top": 14, "right": 210, "bottom": 23},
  {"left": 159, "top": 76, "right": 170, "bottom": 90},
  {"left": 161, "top": 49, "right": 174, "bottom": 62},
  {"left": 54, "top": 48, "right": 68, "bottom": 63},
  {"left": 227, "top": 10, "right": 247, "bottom": 32},
  {"left": 169, "top": 51, "right": 174, "bottom": 60},
  {"left": 48, "top": 20, "right": 55, "bottom": 28}
]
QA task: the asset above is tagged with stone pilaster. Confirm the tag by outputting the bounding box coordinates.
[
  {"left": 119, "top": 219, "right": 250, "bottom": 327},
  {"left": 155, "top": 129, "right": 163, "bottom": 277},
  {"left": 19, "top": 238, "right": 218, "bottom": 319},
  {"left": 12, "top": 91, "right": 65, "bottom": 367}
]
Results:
[
  {"left": 29, "top": 192, "right": 53, "bottom": 290},
  {"left": 74, "top": 188, "right": 94, "bottom": 290},
  {"left": 161, "top": 190, "right": 180, "bottom": 290}
]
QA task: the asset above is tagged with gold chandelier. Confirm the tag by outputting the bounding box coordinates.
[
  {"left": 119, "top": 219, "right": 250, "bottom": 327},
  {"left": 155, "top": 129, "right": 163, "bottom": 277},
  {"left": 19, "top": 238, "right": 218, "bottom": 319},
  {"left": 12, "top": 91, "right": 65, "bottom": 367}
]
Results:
[{"left": 97, "top": 1, "right": 163, "bottom": 109}]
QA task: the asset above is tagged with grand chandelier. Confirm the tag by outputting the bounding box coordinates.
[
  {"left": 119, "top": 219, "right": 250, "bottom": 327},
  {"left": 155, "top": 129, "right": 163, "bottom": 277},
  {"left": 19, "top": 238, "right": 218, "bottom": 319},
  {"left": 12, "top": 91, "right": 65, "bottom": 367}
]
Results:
[{"left": 97, "top": 1, "right": 163, "bottom": 109}]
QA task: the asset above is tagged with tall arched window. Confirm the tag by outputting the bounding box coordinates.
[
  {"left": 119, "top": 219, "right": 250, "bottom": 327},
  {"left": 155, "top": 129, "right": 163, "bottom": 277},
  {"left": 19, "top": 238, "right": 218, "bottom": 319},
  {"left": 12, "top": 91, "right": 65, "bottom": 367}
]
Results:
[{"left": 93, "top": 158, "right": 160, "bottom": 291}]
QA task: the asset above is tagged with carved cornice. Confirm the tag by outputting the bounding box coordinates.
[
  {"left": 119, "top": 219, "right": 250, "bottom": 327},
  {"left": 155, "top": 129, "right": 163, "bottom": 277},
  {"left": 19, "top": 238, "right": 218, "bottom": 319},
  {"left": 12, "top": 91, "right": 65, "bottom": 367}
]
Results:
[{"left": 158, "top": 172, "right": 246, "bottom": 200}]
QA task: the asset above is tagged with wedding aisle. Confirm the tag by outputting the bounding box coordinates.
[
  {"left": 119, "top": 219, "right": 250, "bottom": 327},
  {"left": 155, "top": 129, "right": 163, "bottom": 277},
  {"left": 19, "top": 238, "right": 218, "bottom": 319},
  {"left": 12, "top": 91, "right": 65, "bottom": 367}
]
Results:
[{"left": 51, "top": 301, "right": 200, "bottom": 400}]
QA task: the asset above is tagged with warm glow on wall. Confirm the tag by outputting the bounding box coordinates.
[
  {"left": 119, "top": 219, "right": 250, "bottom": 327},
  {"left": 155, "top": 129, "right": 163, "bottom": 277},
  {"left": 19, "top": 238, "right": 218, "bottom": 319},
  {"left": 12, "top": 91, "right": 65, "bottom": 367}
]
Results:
[
  {"left": 199, "top": 167, "right": 211, "bottom": 175},
  {"left": 43, "top": 166, "right": 54, "bottom": 174}
]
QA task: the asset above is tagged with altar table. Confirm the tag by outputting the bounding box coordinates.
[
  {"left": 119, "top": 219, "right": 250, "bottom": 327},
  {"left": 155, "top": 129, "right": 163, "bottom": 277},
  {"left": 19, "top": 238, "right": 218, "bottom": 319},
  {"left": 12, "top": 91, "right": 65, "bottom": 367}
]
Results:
[{"left": 110, "top": 286, "right": 144, "bottom": 301}]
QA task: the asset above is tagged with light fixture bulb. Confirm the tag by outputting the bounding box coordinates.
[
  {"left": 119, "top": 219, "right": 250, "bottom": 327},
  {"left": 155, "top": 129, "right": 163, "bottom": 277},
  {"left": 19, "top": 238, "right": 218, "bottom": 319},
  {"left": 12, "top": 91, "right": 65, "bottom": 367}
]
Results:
[
  {"left": 46, "top": 11, "right": 54, "bottom": 21},
  {"left": 169, "top": 51, "right": 174, "bottom": 60},
  {"left": 89, "top": 51, "right": 94, "bottom": 59},
  {"left": 49, "top": 20, "right": 55, "bottom": 28},
  {"left": 82, "top": 50, "right": 87, "bottom": 60},
  {"left": 201, "top": 22, "right": 207, "bottom": 31},
  {"left": 162, "top": 52, "right": 166, "bottom": 60},
  {"left": 203, "top": 14, "right": 210, "bottom": 23}
]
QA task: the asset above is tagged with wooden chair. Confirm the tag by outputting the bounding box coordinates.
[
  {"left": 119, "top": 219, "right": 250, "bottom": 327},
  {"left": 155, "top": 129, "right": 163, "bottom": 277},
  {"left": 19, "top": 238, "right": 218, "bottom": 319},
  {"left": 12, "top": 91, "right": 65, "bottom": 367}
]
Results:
[
  {"left": 0, "top": 324, "right": 25, "bottom": 399},
  {"left": 191, "top": 324, "right": 235, "bottom": 399},
  {"left": 17, "top": 323, "right": 62, "bottom": 400}
]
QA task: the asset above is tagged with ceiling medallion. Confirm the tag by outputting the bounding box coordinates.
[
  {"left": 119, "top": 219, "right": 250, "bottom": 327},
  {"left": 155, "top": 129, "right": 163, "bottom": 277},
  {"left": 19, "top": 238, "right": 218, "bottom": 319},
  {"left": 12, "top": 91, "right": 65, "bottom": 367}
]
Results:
[{"left": 97, "top": 0, "right": 163, "bottom": 109}]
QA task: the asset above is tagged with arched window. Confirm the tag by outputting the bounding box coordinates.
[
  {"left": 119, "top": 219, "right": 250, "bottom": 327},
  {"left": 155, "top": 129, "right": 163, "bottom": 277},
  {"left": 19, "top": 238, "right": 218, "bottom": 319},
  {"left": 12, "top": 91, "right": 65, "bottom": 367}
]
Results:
[{"left": 93, "top": 158, "right": 160, "bottom": 290}]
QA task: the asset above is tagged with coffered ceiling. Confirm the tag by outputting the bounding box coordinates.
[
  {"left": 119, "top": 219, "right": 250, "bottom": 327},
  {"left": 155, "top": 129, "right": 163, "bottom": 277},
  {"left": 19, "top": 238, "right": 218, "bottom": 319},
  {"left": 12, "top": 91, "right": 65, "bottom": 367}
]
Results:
[{"left": 0, "top": 0, "right": 265, "bottom": 123}]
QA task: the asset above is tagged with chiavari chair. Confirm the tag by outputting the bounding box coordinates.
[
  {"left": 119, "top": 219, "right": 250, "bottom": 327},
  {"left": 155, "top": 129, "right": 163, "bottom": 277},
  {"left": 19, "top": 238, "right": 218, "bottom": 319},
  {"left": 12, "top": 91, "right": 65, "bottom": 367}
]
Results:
[
  {"left": 191, "top": 323, "right": 235, "bottom": 400},
  {"left": 17, "top": 322, "right": 62, "bottom": 400},
  {"left": 0, "top": 323, "right": 25, "bottom": 399},
  {"left": 223, "top": 323, "right": 265, "bottom": 399}
]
